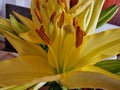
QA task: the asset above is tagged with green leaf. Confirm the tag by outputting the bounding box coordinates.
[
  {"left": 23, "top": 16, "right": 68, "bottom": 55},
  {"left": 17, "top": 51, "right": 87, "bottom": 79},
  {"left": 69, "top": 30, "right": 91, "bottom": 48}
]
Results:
[
  {"left": 95, "top": 60, "right": 120, "bottom": 74},
  {"left": 97, "top": 4, "right": 119, "bottom": 28}
]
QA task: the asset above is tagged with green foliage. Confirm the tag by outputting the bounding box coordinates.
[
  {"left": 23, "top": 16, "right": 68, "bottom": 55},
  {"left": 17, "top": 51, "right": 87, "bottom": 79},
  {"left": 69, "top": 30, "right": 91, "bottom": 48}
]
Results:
[
  {"left": 97, "top": 4, "right": 119, "bottom": 28},
  {"left": 95, "top": 60, "right": 120, "bottom": 74}
]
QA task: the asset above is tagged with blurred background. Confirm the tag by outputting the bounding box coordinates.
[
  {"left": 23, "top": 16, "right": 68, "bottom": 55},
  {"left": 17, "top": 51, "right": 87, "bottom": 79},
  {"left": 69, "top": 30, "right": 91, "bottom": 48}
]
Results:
[{"left": 0, "top": 0, "right": 31, "bottom": 17}]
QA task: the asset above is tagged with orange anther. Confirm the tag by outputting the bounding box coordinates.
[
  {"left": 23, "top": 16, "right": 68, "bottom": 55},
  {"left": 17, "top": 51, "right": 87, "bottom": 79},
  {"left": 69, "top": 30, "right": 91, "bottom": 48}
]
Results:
[
  {"left": 45, "top": 0, "right": 48, "bottom": 2},
  {"left": 50, "top": 12, "right": 56, "bottom": 24},
  {"left": 57, "top": 0, "right": 61, "bottom": 4},
  {"left": 34, "top": 9, "right": 42, "bottom": 24},
  {"left": 76, "top": 26, "right": 86, "bottom": 48},
  {"left": 58, "top": 12, "right": 64, "bottom": 28},
  {"left": 36, "top": 26, "right": 51, "bottom": 44},
  {"left": 73, "top": 18, "right": 78, "bottom": 29},
  {"left": 36, "top": 0, "right": 40, "bottom": 10}
]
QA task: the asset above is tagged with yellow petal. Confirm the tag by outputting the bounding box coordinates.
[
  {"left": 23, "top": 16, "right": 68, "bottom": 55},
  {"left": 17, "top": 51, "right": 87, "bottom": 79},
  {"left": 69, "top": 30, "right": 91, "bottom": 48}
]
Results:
[
  {"left": 0, "top": 18, "right": 12, "bottom": 29},
  {"left": 77, "top": 1, "right": 94, "bottom": 31},
  {"left": 69, "top": 0, "right": 93, "bottom": 17},
  {"left": 3, "top": 31, "right": 47, "bottom": 57},
  {"left": 86, "top": 0, "right": 105, "bottom": 35},
  {"left": 19, "top": 29, "right": 44, "bottom": 44},
  {"left": 0, "top": 19, "right": 16, "bottom": 35},
  {"left": 82, "top": 65, "right": 120, "bottom": 77},
  {"left": 0, "top": 86, "right": 16, "bottom": 90},
  {"left": 30, "top": 0, "right": 41, "bottom": 28},
  {"left": 13, "top": 11, "right": 35, "bottom": 29},
  {"left": 0, "top": 56, "right": 54, "bottom": 86},
  {"left": 60, "top": 68, "right": 120, "bottom": 90},
  {"left": 8, "top": 75, "right": 61, "bottom": 90},
  {"left": 76, "top": 28, "right": 120, "bottom": 68},
  {"left": 13, "top": 12, "right": 44, "bottom": 44}
]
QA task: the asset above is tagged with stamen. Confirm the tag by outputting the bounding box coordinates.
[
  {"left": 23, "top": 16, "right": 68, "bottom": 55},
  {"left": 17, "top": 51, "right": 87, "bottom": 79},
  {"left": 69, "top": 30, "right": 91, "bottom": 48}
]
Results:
[
  {"left": 36, "top": 0, "right": 40, "bottom": 10},
  {"left": 36, "top": 26, "right": 51, "bottom": 44},
  {"left": 50, "top": 12, "right": 56, "bottom": 24},
  {"left": 34, "top": 9, "right": 42, "bottom": 24},
  {"left": 61, "top": 0, "right": 66, "bottom": 8},
  {"left": 57, "top": 12, "right": 64, "bottom": 28},
  {"left": 45, "top": 0, "right": 48, "bottom": 2},
  {"left": 76, "top": 26, "right": 86, "bottom": 48},
  {"left": 73, "top": 18, "right": 78, "bottom": 29},
  {"left": 57, "top": 0, "right": 61, "bottom": 4},
  {"left": 70, "top": 0, "right": 79, "bottom": 8}
]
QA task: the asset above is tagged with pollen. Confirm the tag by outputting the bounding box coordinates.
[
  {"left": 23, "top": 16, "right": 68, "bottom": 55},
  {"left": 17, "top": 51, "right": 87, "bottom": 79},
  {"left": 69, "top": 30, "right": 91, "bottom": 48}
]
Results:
[
  {"left": 34, "top": 9, "right": 42, "bottom": 24},
  {"left": 36, "top": 26, "right": 51, "bottom": 45},
  {"left": 76, "top": 26, "right": 86, "bottom": 48}
]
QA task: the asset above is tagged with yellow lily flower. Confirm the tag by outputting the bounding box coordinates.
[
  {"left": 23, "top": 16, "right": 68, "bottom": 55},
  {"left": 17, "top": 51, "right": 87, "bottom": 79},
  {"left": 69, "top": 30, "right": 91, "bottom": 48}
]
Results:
[{"left": 0, "top": 0, "right": 120, "bottom": 90}]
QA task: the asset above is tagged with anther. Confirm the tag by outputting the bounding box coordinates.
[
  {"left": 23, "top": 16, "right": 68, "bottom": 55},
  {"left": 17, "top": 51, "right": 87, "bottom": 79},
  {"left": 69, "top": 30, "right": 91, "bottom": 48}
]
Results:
[
  {"left": 57, "top": 0, "right": 61, "bottom": 4},
  {"left": 73, "top": 18, "right": 78, "bottom": 29},
  {"left": 45, "top": 0, "right": 48, "bottom": 2},
  {"left": 57, "top": 12, "right": 64, "bottom": 28},
  {"left": 36, "top": 0, "right": 40, "bottom": 10},
  {"left": 50, "top": 12, "right": 56, "bottom": 24},
  {"left": 36, "top": 26, "right": 51, "bottom": 44},
  {"left": 34, "top": 9, "right": 42, "bottom": 24},
  {"left": 70, "top": 0, "right": 79, "bottom": 8},
  {"left": 76, "top": 26, "right": 86, "bottom": 48}
]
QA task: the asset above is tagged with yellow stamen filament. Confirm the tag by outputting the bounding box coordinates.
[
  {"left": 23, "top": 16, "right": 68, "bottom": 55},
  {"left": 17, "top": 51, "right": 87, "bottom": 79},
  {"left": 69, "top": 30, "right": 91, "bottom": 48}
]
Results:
[
  {"left": 36, "top": 26, "right": 51, "bottom": 44},
  {"left": 34, "top": 9, "right": 42, "bottom": 24},
  {"left": 50, "top": 12, "right": 57, "bottom": 24},
  {"left": 76, "top": 26, "right": 86, "bottom": 48},
  {"left": 57, "top": 12, "right": 64, "bottom": 28}
]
